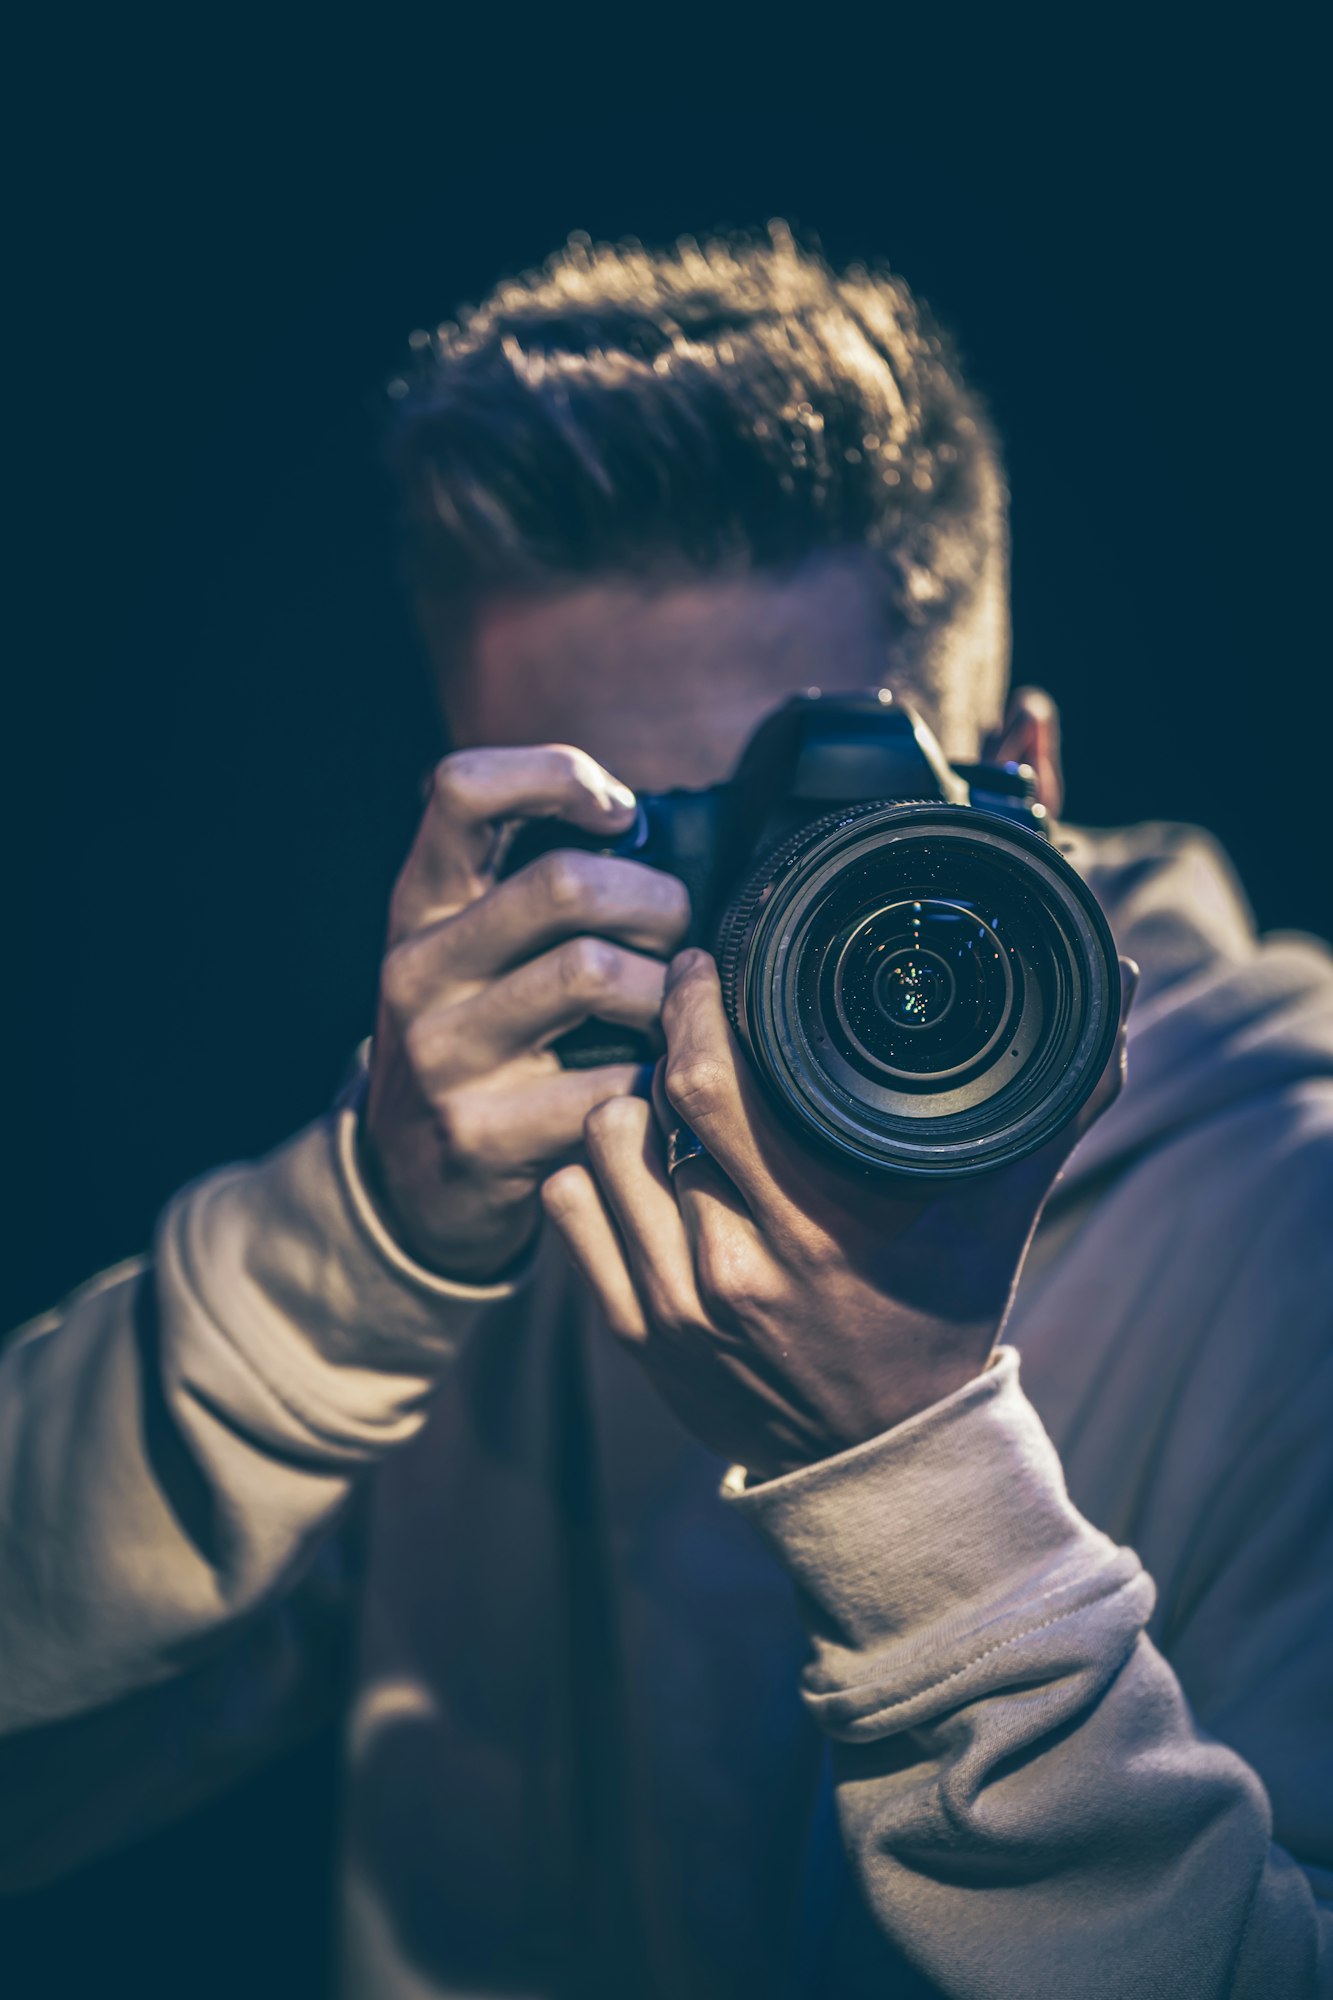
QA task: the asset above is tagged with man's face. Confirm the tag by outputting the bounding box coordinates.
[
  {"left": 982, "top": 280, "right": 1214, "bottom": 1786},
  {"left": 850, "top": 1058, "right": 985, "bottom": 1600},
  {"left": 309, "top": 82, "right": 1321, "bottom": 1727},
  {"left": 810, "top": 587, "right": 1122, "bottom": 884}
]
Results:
[{"left": 422, "top": 557, "right": 903, "bottom": 793}]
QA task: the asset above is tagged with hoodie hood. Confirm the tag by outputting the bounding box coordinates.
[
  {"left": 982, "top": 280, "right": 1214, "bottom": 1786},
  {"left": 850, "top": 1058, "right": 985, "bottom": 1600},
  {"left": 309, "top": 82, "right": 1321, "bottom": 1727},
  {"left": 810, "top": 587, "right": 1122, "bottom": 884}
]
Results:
[{"left": 1055, "top": 822, "right": 1333, "bottom": 1193}]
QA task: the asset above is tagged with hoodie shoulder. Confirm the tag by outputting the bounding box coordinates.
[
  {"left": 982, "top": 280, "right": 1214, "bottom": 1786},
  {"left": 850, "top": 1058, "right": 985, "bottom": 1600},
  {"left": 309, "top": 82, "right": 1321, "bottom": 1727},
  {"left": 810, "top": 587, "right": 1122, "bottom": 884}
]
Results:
[
  {"left": 1057, "top": 821, "right": 1333, "bottom": 1204},
  {"left": 1058, "top": 821, "right": 1258, "bottom": 1004}
]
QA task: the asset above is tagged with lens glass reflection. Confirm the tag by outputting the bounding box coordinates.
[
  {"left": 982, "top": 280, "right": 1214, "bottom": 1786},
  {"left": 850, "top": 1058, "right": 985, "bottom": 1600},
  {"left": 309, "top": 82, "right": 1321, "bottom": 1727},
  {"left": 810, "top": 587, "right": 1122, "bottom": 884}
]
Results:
[
  {"left": 874, "top": 947, "right": 955, "bottom": 1030},
  {"left": 827, "top": 895, "right": 1019, "bottom": 1084}
]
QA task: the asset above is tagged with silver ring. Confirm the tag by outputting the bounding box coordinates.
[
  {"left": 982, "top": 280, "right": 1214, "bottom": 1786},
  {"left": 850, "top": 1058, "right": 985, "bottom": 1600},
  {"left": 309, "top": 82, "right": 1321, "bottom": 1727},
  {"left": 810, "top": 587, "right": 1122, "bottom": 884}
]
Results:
[{"left": 666, "top": 1124, "right": 708, "bottom": 1176}]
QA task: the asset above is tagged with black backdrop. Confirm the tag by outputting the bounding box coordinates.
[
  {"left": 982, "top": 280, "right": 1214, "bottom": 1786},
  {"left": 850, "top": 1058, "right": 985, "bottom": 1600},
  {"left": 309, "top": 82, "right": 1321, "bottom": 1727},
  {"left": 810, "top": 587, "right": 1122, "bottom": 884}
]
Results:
[{"left": 5, "top": 9, "right": 1329, "bottom": 1994}]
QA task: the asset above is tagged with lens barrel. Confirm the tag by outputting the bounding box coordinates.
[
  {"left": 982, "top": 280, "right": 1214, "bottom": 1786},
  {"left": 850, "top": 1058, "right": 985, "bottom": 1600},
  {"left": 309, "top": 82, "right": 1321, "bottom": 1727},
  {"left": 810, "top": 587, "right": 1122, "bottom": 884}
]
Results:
[{"left": 715, "top": 803, "right": 1120, "bottom": 1179}]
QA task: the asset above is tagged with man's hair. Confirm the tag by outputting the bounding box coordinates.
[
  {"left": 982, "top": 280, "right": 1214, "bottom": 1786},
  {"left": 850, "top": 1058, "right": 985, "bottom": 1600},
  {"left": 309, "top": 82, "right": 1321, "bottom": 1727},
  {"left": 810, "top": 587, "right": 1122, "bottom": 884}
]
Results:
[{"left": 386, "top": 223, "right": 1009, "bottom": 732}]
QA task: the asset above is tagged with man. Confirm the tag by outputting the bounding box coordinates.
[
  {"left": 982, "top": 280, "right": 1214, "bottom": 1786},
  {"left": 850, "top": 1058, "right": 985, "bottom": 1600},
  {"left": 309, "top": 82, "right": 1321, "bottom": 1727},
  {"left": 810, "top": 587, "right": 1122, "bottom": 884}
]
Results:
[{"left": 2, "top": 227, "right": 1331, "bottom": 1997}]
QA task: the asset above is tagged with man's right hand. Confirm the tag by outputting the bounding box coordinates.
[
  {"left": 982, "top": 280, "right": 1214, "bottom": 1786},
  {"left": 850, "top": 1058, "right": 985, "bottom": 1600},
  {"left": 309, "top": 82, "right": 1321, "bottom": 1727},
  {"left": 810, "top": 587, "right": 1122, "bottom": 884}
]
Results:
[{"left": 359, "top": 745, "right": 690, "bottom": 1282}]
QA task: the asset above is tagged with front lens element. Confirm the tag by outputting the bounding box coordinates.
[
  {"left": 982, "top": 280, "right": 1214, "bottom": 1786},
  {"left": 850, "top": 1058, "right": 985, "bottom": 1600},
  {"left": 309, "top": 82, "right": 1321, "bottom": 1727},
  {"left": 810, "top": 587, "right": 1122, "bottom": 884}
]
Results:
[
  {"left": 715, "top": 803, "right": 1120, "bottom": 1179},
  {"left": 831, "top": 900, "right": 1017, "bottom": 1083},
  {"left": 875, "top": 947, "right": 955, "bottom": 1029}
]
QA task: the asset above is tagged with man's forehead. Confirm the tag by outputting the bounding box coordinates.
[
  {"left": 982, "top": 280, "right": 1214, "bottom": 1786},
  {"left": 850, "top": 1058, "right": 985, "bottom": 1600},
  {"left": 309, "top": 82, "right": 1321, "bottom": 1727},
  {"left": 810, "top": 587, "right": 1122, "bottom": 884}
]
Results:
[{"left": 467, "top": 558, "right": 890, "bottom": 685}]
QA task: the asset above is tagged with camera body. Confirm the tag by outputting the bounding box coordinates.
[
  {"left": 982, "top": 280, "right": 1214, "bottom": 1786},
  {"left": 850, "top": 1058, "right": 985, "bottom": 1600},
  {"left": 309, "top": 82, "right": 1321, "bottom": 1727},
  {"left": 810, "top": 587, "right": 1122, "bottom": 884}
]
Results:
[{"left": 504, "top": 690, "right": 1120, "bottom": 1180}]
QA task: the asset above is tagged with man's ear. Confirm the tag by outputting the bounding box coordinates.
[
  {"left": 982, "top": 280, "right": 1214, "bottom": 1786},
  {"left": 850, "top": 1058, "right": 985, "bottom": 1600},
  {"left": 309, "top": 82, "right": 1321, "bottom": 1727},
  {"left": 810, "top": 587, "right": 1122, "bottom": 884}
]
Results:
[{"left": 981, "top": 686, "right": 1064, "bottom": 817}]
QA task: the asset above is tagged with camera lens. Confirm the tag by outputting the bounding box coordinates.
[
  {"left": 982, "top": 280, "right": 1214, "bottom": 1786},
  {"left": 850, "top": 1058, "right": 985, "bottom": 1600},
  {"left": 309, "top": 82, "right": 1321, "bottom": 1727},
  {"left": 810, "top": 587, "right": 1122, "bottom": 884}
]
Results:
[
  {"left": 832, "top": 902, "right": 1017, "bottom": 1081},
  {"left": 874, "top": 948, "right": 955, "bottom": 1031},
  {"left": 714, "top": 804, "right": 1120, "bottom": 1179}
]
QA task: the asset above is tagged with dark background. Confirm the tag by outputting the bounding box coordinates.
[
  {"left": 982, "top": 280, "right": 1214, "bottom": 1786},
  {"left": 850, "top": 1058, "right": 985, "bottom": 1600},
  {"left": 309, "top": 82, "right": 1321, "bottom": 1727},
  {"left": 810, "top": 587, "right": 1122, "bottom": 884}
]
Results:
[{"left": 5, "top": 9, "right": 1328, "bottom": 1995}]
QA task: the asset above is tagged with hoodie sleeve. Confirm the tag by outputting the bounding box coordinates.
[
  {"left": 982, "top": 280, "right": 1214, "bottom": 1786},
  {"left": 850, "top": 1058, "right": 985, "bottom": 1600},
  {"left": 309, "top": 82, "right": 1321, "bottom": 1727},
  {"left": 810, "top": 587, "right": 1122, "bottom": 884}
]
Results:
[
  {"left": 0, "top": 1087, "right": 529, "bottom": 1880},
  {"left": 725, "top": 1348, "right": 1331, "bottom": 2000}
]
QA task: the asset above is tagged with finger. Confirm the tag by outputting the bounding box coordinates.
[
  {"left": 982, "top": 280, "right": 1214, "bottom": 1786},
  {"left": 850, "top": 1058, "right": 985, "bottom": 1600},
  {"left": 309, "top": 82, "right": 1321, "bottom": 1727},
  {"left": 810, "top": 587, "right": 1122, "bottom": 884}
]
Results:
[
  {"left": 1119, "top": 956, "right": 1141, "bottom": 1024},
  {"left": 582, "top": 1095, "right": 705, "bottom": 1328},
  {"left": 658, "top": 950, "right": 796, "bottom": 1230},
  {"left": 1007, "top": 685, "right": 1061, "bottom": 738},
  {"left": 382, "top": 850, "right": 690, "bottom": 1009},
  {"left": 1076, "top": 955, "right": 1140, "bottom": 1134},
  {"left": 673, "top": 1164, "right": 763, "bottom": 1275},
  {"left": 996, "top": 686, "right": 1064, "bottom": 816},
  {"left": 650, "top": 1055, "right": 762, "bottom": 1255},
  {"left": 390, "top": 744, "right": 638, "bottom": 941},
  {"left": 542, "top": 1165, "right": 649, "bottom": 1342},
  {"left": 407, "top": 939, "right": 668, "bottom": 1082},
  {"left": 426, "top": 1063, "right": 648, "bottom": 1176}
]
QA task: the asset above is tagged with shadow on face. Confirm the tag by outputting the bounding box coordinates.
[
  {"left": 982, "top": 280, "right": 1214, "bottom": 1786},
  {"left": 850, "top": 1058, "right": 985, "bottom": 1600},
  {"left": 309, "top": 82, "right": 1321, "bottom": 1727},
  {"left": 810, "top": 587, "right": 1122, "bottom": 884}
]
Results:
[{"left": 421, "top": 557, "right": 916, "bottom": 793}]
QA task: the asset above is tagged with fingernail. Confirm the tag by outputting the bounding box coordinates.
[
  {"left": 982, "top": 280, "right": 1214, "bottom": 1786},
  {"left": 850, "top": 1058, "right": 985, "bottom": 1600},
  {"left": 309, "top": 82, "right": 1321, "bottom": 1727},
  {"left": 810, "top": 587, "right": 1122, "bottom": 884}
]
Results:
[{"left": 606, "top": 779, "right": 637, "bottom": 813}]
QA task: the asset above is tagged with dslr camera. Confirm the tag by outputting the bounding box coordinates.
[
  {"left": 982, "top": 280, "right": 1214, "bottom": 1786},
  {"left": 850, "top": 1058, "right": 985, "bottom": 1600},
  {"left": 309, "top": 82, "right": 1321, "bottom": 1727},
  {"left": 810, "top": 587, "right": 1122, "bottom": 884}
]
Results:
[{"left": 504, "top": 690, "right": 1120, "bottom": 1180}]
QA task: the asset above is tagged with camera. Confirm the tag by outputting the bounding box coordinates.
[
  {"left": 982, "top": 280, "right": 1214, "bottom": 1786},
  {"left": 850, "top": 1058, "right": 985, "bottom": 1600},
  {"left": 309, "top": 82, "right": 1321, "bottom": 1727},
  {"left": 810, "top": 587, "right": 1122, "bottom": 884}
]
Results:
[{"left": 503, "top": 690, "right": 1120, "bottom": 1180}]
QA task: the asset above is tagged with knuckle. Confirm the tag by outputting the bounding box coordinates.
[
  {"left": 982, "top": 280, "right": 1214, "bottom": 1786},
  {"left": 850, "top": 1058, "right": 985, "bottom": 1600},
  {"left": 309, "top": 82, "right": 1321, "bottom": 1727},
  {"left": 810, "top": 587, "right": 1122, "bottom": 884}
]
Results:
[
  {"left": 379, "top": 940, "right": 422, "bottom": 1022},
  {"left": 431, "top": 1091, "right": 483, "bottom": 1169},
  {"left": 665, "top": 1055, "right": 728, "bottom": 1119},
  {"left": 401, "top": 1012, "right": 442, "bottom": 1077},
  {"left": 787, "top": 1220, "right": 837, "bottom": 1277},
  {"left": 694, "top": 1236, "right": 775, "bottom": 1321},
  {"left": 644, "top": 1283, "right": 696, "bottom": 1337},
  {"left": 559, "top": 933, "right": 621, "bottom": 994},
  {"left": 537, "top": 848, "right": 594, "bottom": 914},
  {"left": 540, "top": 1164, "right": 586, "bottom": 1220},
  {"left": 430, "top": 748, "right": 482, "bottom": 812},
  {"left": 583, "top": 1094, "right": 644, "bottom": 1148},
  {"left": 580, "top": 1096, "right": 644, "bottom": 1160}
]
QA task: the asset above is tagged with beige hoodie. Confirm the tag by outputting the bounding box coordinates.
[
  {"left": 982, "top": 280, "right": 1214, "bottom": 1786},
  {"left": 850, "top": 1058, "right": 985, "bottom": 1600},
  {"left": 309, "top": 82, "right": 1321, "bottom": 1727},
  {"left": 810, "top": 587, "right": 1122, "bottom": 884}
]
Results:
[{"left": 1, "top": 823, "right": 1331, "bottom": 1998}]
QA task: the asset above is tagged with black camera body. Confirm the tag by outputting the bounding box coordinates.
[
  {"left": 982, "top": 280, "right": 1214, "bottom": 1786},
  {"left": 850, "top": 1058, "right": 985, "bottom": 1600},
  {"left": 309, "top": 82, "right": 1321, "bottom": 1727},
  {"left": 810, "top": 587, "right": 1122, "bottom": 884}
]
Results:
[{"left": 504, "top": 691, "right": 1120, "bottom": 1180}]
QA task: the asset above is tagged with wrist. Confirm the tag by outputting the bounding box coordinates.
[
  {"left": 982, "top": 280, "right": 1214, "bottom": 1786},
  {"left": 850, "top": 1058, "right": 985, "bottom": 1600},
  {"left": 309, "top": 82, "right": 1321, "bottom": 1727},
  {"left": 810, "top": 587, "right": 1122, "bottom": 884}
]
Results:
[
  {"left": 722, "top": 1348, "right": 1149, "bottom": 1736},
  {"left": 354, "top": 1117, "right": 540, "bottom": 1286},
  {"left": 750, "top": 1344, "right": 1005, "bottom": 1484}
]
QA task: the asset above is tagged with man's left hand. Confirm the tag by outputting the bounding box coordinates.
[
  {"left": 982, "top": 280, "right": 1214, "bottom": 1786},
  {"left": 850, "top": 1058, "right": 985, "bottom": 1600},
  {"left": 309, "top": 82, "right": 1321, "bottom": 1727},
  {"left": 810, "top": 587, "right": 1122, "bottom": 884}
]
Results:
[{"left": 542, "top": 948, "right": 1135, "bottom": 1480}]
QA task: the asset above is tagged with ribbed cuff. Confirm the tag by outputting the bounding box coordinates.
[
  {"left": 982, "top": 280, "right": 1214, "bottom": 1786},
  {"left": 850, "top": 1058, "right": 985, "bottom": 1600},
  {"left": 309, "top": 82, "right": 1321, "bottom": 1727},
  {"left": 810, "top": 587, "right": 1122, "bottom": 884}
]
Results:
[
  {"left": 166, "top": 1089, "right": 540, "bottom": 1462},
  {"left": 723, "top": 1348, "right": 1145, "bottom": 1730},
  {"left": 333, "top": 1060, "right": 540, "bottom": 1309}
]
